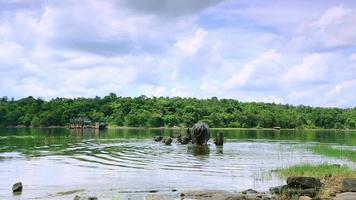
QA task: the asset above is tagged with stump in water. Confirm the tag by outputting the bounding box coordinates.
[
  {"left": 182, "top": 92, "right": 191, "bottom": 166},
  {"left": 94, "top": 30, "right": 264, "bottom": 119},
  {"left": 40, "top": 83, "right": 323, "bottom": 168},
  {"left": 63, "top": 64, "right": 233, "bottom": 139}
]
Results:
[
  {"left": 190, "top": 122, "right": 210, "bottom": 145},
  {"left": 214, "top": 131, "right": 223, "bottom": 146}
]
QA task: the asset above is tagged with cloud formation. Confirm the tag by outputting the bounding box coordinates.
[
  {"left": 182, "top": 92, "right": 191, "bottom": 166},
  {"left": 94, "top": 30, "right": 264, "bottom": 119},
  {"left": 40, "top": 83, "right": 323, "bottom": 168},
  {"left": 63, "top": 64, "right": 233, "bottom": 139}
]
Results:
[{"left": 0, "top": 0, "right": 355, "bottom": 107}]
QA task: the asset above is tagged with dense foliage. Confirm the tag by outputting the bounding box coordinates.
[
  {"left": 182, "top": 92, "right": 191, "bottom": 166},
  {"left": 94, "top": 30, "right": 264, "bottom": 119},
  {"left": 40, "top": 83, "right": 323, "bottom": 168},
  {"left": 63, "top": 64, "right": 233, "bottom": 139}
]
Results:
[{"left": 0, "top": 94, "right": 355, "bottom": 129}]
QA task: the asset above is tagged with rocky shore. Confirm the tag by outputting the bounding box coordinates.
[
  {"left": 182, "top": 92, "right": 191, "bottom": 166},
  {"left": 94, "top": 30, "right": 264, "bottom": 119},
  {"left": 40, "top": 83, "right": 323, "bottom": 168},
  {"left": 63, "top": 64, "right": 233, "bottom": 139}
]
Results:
[
  {"left": 145, "top": 177, "right": 356, "bottom": 200},
  {"left": 10, "top": 176, "right": 355, "bottom": 200}
]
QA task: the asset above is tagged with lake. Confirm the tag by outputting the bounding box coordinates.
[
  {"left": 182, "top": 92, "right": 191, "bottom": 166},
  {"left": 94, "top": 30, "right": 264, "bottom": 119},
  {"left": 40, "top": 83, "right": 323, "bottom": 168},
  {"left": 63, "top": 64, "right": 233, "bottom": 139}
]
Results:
[{"left": 0, "top": 128, "right": 355, "bottom": 199}]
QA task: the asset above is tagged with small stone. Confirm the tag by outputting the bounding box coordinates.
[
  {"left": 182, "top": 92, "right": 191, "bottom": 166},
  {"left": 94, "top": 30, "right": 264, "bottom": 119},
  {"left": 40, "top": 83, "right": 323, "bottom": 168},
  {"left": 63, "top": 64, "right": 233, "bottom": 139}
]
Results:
[
  {"left": 12, "top": 182, "right": 23, "bottom": 193},
  {"left": 73, "top": 195, "right": 81, "bottom": 200},
  {"left": 298, "top": 196, "right": 312, "bottom": 200},
  {"left": 342, "top": 178, "right": 356, "bottom": 192},
  {"left": 179, "top": 193, "right": 185, "bottom": 197},
  {"left": 171, "top": 189, "right": 177, "bottom": 192},
  {"left": 88, "top": 197, "right": 98, "bottom": 200}
]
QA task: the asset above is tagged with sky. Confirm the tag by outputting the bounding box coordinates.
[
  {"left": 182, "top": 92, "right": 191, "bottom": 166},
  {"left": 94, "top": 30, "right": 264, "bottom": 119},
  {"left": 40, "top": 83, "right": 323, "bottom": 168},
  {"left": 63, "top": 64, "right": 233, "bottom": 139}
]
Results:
[{"left": 0, "top": 0, "right": 355, "bottom": 108}]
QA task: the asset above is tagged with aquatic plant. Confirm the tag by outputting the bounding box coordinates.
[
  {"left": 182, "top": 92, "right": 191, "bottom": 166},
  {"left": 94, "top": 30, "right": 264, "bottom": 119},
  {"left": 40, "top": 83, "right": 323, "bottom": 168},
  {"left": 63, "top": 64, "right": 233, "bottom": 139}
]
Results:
[
  {"left": 310, "top": 144, "right": 356, "bottom": 162},
  {"left": 276, "top": 163, "right": 356, "bottom": 178}
]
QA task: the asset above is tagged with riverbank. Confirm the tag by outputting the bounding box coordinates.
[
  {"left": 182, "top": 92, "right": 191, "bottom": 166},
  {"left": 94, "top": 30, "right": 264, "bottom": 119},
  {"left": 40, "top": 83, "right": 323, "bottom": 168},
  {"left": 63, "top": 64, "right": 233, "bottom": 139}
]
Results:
[
  {"left": 144, "top": 164, "right": 356, "bottom": 200},
  {"left": 275, "top": 164, "right": 356, "bottom": 199},
  {"left": 2, "top": 125, "right": 356, "bottom": 131},
  {"left": 106, "top": 125, "right": 356, "bottom": 131}
]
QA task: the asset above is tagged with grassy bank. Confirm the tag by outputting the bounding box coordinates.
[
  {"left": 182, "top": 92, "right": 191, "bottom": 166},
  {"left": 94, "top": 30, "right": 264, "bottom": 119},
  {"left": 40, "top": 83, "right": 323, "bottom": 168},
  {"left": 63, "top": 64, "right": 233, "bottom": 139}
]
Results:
[
  {"left": 310, "top": 144, "right": 356, "bottom": 162},
  {"left": 276, "top": 163, "right": 356, "bottom": 178},
  {"left": 276, "top": 163, "right": 356, "bottom": 199}
]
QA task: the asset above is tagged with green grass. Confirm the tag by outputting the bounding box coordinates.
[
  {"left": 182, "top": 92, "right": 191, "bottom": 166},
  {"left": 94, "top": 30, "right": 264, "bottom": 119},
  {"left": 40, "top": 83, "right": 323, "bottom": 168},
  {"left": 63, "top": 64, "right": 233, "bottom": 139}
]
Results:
[
  {"left": 276, "top": 163, "right": 356, "bottom": 178},
  {"left": 310, "top": 144, "right": 356, "bottom": 162}
]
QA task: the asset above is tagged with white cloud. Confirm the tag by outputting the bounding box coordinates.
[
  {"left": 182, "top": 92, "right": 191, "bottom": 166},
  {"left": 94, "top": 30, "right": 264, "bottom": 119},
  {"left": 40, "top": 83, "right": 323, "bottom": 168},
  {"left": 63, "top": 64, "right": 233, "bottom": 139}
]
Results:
[
  {"left": 282, "top": 53, "right": 331, "bottom": 86},
  {"left": 0, "top": 0, "right": 355, "bottom": 107},
  {"left": 225, "top": 49, "right": 282, "bottom": 89},
  {"left": 350, "top": 53, "right": 356, "bottom": 62},
  {"left": 293, "top": 5, "right": 356, "bottom": 50},
  {"left": 174, "top": 28, "right": 208, "bottom": 56},
  {"left": 0, "top": 41, "right": 23, "bottom": 62},
  {"left": 310, "top": 5, "right": 351, "bottom": 27}
]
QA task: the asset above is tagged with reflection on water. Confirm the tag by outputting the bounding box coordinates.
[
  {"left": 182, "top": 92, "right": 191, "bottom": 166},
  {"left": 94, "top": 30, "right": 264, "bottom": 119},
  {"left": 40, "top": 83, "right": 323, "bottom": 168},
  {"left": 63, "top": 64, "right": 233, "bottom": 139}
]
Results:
[{"left": 0, "top": 128, "right": 355, "bottom": 199}]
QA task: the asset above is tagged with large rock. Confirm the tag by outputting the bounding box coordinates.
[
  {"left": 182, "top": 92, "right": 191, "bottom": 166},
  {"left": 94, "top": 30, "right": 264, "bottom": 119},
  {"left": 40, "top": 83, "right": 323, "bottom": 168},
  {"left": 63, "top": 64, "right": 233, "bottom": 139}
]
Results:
[
  {"left": 189, "top": 122, "right": 210, "bottom": 145},
  {"left": 334, "top": 192, "right": 356, "bottom": 200},
  {"left": 153, "top": 136, "right": 163, "bottom": 142},
  {"left": 162, "top": 137, "right": 172, "bottom": 145},
  {"left": 12, "top": 182, "right": 22, "bottom": 193},
  {"left": 287, "top": 188, "right": 316, "bottom": 197},
  {"left": 342, "top": 178, "right": 356, "bottom": 192},
  {"left": 180, "top": 136, "right": 190, "bottom": 144},
  {"left": 270, "top": 185, "right": 316, "bottom": 197},
  {"left": 269, "top": 185, "right": 288, "bottom": 194},
  {"left": 287, "top": 177, "right": 321, "bottom": 189}
]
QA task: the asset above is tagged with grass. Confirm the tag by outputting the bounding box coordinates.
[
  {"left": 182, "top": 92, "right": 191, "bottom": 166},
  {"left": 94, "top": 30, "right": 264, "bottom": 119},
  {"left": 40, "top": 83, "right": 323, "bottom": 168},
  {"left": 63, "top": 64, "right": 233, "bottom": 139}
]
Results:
[
  {"left": 310, "top": 144, "right": 356, "bottom": 162},
  {"left": 276, "top": 163, "right": 356, "bottom": 178}
]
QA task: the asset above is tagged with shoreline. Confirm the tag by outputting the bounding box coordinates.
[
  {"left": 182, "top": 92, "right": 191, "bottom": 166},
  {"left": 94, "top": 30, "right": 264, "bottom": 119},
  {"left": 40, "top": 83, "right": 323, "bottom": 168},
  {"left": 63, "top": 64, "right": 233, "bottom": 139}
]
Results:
[{"left": 1, "top": 125, "right": 355, "bottom": 131}]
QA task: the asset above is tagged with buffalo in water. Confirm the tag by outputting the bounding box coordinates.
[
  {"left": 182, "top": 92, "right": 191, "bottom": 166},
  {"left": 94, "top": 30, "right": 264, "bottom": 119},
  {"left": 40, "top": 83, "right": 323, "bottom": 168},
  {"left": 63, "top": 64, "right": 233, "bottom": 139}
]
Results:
[{"left": 188, "top": 122, "right": 210, "bottom": 145}]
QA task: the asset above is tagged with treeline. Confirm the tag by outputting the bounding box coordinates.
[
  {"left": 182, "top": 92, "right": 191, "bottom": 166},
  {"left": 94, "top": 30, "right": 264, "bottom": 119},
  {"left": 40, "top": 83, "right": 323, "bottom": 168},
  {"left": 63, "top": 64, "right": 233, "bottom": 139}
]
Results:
[{"left": 0, "top": 94, "right": 355, "bottom": 129}]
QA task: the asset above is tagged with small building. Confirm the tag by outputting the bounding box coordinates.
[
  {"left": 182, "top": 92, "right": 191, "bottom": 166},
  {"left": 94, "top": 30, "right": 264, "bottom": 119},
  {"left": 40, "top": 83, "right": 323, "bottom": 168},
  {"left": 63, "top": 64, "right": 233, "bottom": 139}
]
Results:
[{"left": 69, "top": 118, "right": 106, "bottom": 130}]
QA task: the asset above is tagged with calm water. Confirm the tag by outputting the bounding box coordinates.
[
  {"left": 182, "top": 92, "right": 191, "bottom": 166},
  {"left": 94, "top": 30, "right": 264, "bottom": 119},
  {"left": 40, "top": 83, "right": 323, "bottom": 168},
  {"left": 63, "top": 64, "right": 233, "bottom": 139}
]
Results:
[{"left": 0, "top": 128, "right": 355, "bottom": 199}]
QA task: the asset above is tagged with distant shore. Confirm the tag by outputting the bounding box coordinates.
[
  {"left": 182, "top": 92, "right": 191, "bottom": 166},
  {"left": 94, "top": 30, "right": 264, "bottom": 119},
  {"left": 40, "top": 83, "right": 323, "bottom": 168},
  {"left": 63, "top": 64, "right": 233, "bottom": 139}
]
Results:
[{"left": 2, "top": 125, "right": 355, "bottom": 131}]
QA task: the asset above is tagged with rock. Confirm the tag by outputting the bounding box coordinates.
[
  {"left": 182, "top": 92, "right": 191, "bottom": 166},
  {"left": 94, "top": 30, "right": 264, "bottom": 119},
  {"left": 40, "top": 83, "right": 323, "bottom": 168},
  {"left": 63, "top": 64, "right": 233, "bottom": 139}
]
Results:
[
  {"left": 162, "top": 137, "right": 172, "bottom": 145},
  {"left": 342, "top": 178, "right": 356, "bottom": 192},
  {"left": 270, "top": 184, "right": 316, "bottom": 197},
  {"left": 269, "top": 185, "right": 288, "bottom": 194},
  {"left": 241, "top": 189, "right": 258, "bottom": 195},
  {"left": 73, "top": 196, "right": 98, "bottom": 200},
  {"left": 74, "top": 195, "right": 81, "bottom": 200},
  {"left": 287, "top": 177, "right": 322, "bottom": 189},
  {"left": 287, "top": 188, "right": 316, "bottom": 197},
  {"left": 299, "top": 196, "right": 312, "bottom": 200},
  {"left": 190, "top": 122, "right": 210, "bottom": 145},
  {"left": 180, "top": 136, "right": 190, "bottom": 144},
  {"left": 154, "top": 136, "right": 163, "bottom": 142},
  {"left": 334, "top": 192, "right": 356, "bottom": 200},
  {"left": 12, "top": 182, "right": 22, "bottom": 193}
]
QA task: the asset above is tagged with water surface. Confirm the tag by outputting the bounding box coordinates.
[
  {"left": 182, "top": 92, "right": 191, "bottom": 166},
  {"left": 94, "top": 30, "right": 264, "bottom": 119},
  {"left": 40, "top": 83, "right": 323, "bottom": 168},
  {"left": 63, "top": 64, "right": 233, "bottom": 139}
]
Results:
[{"left": 0, "top": 128, "right": 355, "bottom": 199}]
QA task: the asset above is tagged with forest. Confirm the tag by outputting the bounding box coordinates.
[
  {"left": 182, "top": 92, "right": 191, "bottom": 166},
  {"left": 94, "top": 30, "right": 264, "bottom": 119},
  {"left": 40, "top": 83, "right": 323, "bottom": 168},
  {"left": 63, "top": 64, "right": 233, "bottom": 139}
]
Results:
[{"left": 0, "top": 93, "right": 355, "bottom": 129}]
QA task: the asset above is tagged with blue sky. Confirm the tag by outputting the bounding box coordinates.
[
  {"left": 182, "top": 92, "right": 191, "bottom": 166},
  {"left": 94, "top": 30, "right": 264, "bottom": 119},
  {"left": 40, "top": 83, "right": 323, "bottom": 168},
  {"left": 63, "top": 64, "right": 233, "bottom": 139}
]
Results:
[{"left": 0, "top": 0, "right": 355, "bottom": 107}]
